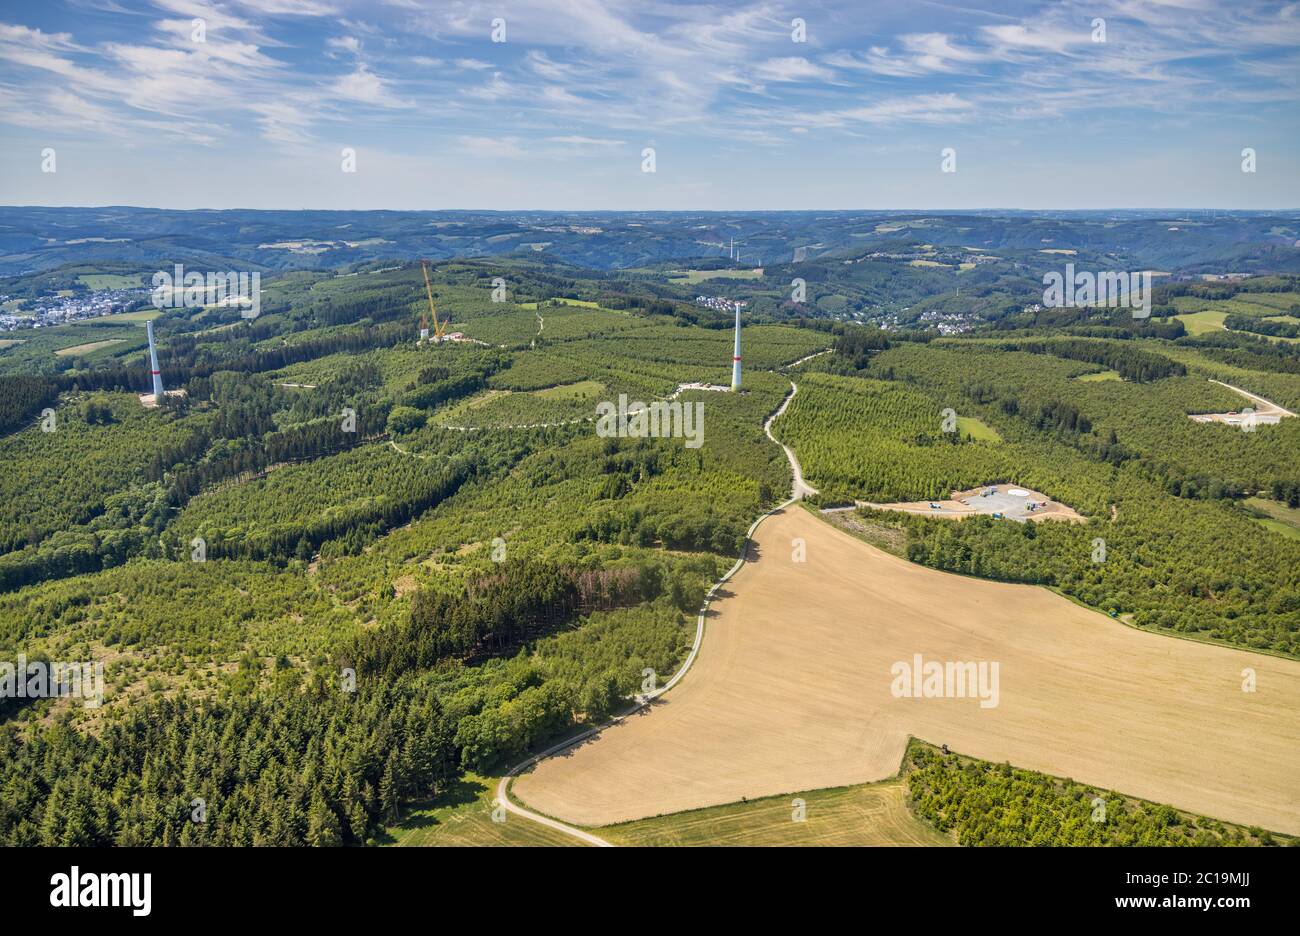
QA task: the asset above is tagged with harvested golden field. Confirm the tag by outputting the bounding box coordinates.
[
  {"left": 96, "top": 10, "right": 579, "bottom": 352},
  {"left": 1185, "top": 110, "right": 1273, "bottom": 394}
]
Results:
[{"left": 513, "top": 507, "right": 1300, "bottom": 833}]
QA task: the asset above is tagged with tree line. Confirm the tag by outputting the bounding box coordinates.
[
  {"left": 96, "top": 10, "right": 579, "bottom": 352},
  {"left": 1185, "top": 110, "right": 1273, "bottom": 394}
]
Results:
[
  {"left": 993, "top": 338, "right": 1186, "bottom": 382},
  {"left": 906, "top": 744, "right": 1290, "bottom": 846},
  {"left": 1224, "top": 313, "right": 1300, "bottom": 339},
  {"left": 343, "top": 560, "right": 663, "bottom": 679}
]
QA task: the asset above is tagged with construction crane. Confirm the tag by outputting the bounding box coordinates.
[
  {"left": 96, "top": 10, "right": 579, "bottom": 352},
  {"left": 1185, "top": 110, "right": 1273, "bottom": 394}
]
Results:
[{"left": 420, "top": 260, "right": 447, "bottom": 341}]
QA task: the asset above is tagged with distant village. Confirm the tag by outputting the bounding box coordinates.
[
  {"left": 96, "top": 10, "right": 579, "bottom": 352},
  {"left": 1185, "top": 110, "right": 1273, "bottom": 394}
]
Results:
[
  {"left": 694, "top": 295, "right": 747, "bottom": 314},
  {"left": 0, "top": 286, "right": 151, "bottom": 332},
  {"left": 915, "top": 308, "right": 978, "bottom": 335}
]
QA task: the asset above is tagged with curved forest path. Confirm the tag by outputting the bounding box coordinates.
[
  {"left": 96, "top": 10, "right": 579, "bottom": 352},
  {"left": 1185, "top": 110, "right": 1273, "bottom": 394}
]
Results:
[
  {"left": 764, "top": 379, "right": 818, "bottom": 500},
  {"left": 492, "top": 360, "right": 825, "bottom": 845}
]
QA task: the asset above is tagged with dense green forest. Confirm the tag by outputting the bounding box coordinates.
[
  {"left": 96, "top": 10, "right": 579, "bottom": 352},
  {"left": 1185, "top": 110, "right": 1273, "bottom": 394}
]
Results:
[
  {"left": 0, "top": 260, "right": 806, "bottom": 845},
  {"left": 784, "top": 338, "right": 1300, "bottom": 654},
  {"left": 906, "top": 744, "right": 1294, "bottom": 846}
]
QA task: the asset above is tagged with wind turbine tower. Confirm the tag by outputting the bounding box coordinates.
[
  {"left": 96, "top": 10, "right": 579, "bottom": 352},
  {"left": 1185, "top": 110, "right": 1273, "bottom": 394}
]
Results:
[
  {"left": 731, "top": 306, "right": 742, "bottom": 392},
  {"left": 146, "top": 320, "right": 164, "bottom": 398}
]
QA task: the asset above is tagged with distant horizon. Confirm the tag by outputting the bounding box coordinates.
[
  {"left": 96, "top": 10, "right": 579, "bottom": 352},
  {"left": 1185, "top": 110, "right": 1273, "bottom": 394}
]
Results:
[{"left": 3, "top": 205, "right": 1298, "bottom": 215}]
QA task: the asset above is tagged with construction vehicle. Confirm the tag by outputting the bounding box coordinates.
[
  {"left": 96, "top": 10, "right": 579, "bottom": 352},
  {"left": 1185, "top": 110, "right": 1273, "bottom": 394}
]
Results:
[{"left": 420, "top": 260, "right": 448, "bottom": 342}]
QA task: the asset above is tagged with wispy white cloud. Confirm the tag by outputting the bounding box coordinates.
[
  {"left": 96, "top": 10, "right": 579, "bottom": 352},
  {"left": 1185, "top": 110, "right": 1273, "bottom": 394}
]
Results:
[
  {"left": 456, "top": 134, "right": 525, "bottom": 158},
  {"left": 327, "top": 35, "right": 361, "bottom": 55},
  {"left": 980, "top": 22, "right": 1093, "bottom": 54},
  {"left": 802, "top": 92, "right": 976, "bottom": 129},
  {"left": 0, "top": 0, "right": 1296, "bottom": 205},
  {"left": 463, "top": 70, "right": 510, "bottom": 101},
  {"left": 547, "top": 135, "right": 624, "bottom": 147},
  {"left": 329, "top": 64, "right": 406, "bottom": 106},
  {"left": 752, "top": 56, "right": 835, "bottom": 83}
]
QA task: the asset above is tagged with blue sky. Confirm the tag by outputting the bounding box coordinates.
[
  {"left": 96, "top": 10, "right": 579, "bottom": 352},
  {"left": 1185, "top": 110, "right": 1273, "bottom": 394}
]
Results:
[{"left": 0, "top": 0, "right": 1297, "bottom": 209}]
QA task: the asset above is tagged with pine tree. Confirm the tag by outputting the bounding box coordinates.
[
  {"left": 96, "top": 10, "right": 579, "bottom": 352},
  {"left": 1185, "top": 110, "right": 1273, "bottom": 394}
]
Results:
[
  {"left": 380, "top": 754, "right": 398, "bottom": 822},
  {"left": 349, "top": 801, "right": 369, "bottom": 845},
  {"left": 307, "top": 794, "right": 342, "bottom": 847}
]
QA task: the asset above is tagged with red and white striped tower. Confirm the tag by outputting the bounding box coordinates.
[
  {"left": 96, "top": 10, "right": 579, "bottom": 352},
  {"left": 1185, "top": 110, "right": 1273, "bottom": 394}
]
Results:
[
  {"left": 730, "top": 306, "right": 742, "bottom": 392},
  {"left": 147, "top": 320, "right": 164, "bottom": 398}
]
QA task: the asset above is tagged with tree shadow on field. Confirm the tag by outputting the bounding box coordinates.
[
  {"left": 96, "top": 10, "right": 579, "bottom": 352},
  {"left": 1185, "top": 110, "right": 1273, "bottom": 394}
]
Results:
[
  {"left": 372, "top": 775, "right": 487, "bottom": 844},
  {"left": 705, "top": 586, "right": 735, "bottom": 616},
  {"left": 530, "top": 693, "right": 667, "bottom": 766}
]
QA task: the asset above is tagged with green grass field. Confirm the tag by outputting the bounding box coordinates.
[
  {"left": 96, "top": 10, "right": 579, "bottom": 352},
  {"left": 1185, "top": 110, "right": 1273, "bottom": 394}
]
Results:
[
  {"left": 1229, "top": 291, "right": 1300, "bottom": 312},
  {"left": 1170, "top": 292, "right": 1300, "bottom": 343},
  {"left": 78, "top": 273, "right": 143, "bottom": 290},
  {"left": 381, "top": 773, "right": 585, "bottom": 846},
  {"left": 957, "top": 415, "right": 1002, "bottom": 441},
  {"left": 533, "top": 379, "right": 605, "bottom": 400},
  {"left": 88, "top": 308, "right": 161, "bottom": 323},
  {"left": 598, "top": 777, "right": 952, "bottom": 847},
  {"left": 517, "top": 297, "right": 603, "bottom": 309},
  {"left": 596, "top": 739, "right": 1296, "bottom": 848},
  {"left": 53, "top": 337, "right": 126, "bottom": 357},
  {"left": 1255, "top": 518, "right": 1300, "bottom": 540},
  {"left": 668, "top": 268, "right": 764, "bottom": 283},
  {"left": 1220, "top": 298, "right": 1295, "bottom": 317},
  {"left": 1244, "top": 496, "right": 1300, "bottom": 540},
  {"left": 1190, "top": 307, "right": 1300, "bottom": 343},
  {"left": 1176, "top": 309, "right": 1227, "bottom": 335},
  {"left": 1075, "top": 369, "right": 1122, "bottom": 382}
]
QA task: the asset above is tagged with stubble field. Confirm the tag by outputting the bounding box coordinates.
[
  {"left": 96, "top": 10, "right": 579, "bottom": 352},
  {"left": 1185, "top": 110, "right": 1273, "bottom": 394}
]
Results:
[{"left": 513, "top": 507, "right": 1300, "bottom": 834}]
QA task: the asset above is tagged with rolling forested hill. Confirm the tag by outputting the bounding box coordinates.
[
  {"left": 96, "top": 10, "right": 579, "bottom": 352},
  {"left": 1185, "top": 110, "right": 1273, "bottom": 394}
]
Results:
[
  {"left": 0, "top": 249, "right": 1296, "bottom": 846},
  {"left": 2, "top": 207, "right": 1297, "bottom": 276}
]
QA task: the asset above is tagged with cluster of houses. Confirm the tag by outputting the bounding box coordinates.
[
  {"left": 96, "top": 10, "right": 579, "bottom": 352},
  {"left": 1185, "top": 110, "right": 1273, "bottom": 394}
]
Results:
[
  {"left": 694, "top": 295, "right": 747, "bottom": 314},
  {"left": 0, "top": 287, "right": 150, "bottom": 332},
  {"left": 916, "top": 308, "right": 977, "bottom": 335}
]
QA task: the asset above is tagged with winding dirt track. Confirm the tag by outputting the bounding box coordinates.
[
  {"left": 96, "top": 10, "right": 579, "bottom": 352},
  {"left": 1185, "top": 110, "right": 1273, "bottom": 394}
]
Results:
[
  {"left": 513, "top": 507, "right": 1300, "bottom": 833},
  {"left": 763, "top": 380, "right": 818, "bottom": 500},
  {"left": 494, "top": 379, "right": 812, "bottom": 845}
]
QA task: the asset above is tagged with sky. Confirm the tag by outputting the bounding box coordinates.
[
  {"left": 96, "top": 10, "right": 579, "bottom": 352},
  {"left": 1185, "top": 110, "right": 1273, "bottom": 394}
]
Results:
[{"left": 0, "top": 0, "right": 1297, "bottom": 210}]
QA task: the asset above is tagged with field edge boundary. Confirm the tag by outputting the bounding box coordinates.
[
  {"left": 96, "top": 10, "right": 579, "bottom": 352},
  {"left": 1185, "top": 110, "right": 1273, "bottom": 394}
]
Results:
[{"left": 497, "top": 496, "right": 800, "bottom": 846}]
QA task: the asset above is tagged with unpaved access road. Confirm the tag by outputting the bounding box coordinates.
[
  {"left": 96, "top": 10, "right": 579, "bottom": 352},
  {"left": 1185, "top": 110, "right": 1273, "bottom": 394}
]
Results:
[
  {"left": 1210, "top": 379, "right": 1296, "bottom": 418},
  {"left": 764, "top": 381, "right": 818, "bottom": 500}
]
